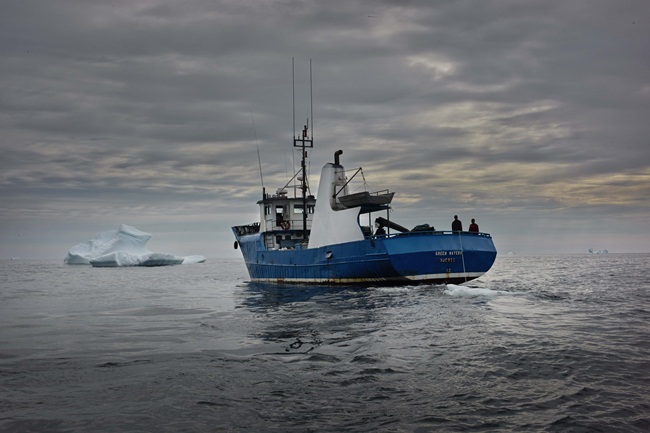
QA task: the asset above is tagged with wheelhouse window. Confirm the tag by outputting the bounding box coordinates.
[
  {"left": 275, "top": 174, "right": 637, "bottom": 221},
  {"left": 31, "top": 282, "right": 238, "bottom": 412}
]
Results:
[{"left": 293, "top": 204, "right": 315, "bottom": 214}]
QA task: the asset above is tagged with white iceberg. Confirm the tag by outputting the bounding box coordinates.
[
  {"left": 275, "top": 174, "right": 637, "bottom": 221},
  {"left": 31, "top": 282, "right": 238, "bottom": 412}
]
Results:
[{"left": 64, "top": 224, "right": 206, "bottom": 267}]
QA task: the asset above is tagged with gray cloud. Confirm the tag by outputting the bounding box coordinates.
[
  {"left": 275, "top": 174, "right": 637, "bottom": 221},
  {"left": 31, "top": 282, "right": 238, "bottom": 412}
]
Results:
[{"left": 1, "top": 0, "right": 649, "bottom": 259}]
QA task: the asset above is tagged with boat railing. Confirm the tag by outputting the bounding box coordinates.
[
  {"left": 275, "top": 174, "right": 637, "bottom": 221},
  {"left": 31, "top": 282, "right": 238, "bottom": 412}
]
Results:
[
  {"left": 266, "top": 217, "right": 312, "bottom": 232},
  {"left": 234, "top": 223, "right": 260, "bottom": 236},
  {"left": 371, "top": 230, "right": 492, "bottom": 239}
]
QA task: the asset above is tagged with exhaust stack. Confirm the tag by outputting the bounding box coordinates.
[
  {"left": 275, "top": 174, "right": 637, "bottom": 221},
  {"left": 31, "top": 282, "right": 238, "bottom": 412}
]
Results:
[{"left": 334, "top": 150, "right": 343, "bottom": 165}]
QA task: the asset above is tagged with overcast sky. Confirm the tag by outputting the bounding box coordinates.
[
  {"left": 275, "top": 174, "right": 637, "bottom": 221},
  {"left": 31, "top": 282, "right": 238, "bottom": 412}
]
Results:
[{"left": 2, "top": 0, "right": 649, "bottom": 260}]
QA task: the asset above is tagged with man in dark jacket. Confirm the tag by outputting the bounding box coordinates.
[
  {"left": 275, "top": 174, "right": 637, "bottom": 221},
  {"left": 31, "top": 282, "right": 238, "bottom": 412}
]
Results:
[{"left": 452, "top": 215, "right": 462, "bottom": 232}]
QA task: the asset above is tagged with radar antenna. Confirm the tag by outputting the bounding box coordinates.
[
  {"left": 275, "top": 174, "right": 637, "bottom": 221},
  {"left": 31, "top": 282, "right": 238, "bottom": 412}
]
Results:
[{"left": 292, "top": 59, "right": 314, "bottom": 241}]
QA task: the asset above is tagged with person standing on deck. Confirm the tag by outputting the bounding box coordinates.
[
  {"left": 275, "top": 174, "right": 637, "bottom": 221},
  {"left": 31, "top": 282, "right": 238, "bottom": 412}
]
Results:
[
  {"left": 469, "top": 218, "right": 479, "bottom": 232},
  {"left": 452, "top": 215, "right": 463, "bottom": 232}
]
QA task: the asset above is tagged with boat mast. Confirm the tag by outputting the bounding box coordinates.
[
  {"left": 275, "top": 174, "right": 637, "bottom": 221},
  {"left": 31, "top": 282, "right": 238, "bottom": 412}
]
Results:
[{"left": 293, "top": 59, "right": 313, "bottom": 241}]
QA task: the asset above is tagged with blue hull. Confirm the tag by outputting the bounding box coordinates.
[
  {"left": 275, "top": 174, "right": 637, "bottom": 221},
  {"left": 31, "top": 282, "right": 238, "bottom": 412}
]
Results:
[{"left": 233, "top": 230, "right": 496, "bottom": 285}]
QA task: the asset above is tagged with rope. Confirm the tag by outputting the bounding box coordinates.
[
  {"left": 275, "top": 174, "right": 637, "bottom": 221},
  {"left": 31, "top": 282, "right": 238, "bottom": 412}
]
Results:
[{"left": 458, "top": 231, "right": 468, "bottom": 282}]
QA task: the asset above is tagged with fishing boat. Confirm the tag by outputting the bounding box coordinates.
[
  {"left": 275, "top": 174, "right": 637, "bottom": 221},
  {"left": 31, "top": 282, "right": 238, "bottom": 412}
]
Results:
[{"left": 232, "top": 128, "right": 497, "bottom": 285}]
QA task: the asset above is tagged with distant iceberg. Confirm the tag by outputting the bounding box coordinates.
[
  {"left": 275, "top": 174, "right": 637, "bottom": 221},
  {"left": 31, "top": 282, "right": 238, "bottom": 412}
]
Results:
[{"left": 64, "top": 224, "right": 206, "bottom": 267}]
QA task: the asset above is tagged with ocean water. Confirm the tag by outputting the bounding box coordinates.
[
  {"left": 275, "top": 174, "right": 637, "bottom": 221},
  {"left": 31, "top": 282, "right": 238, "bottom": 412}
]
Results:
[{"left": 1, "top": 254, "right": 648, "bottom": 432}]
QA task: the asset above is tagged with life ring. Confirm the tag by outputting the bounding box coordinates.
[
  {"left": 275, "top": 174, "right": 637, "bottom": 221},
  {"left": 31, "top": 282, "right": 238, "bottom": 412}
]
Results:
[{"left": 281, "top": 221, "right": 291, "bottom": 230}]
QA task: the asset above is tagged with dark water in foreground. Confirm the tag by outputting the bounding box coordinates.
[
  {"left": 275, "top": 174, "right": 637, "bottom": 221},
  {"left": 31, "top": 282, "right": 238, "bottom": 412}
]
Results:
[{"left": 1, "top": 255, "right": 649, "bottom": 432}]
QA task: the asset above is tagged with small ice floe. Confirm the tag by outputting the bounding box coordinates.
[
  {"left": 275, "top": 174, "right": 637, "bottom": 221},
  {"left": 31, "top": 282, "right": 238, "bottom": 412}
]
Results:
[{"left": 64, "top": 224, "right": 206, "bottom": 267}]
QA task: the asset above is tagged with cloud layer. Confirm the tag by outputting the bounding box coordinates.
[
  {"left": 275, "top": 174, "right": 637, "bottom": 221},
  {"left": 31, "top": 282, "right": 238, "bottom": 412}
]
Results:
[{"left": 2, "top": 0, "right": 649, "bottom": 258}]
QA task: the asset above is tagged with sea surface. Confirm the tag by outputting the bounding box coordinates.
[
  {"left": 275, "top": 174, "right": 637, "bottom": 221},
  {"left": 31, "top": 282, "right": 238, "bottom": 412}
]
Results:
[{"left": 1, "top": 254, "right": 648, "bottom": 432}]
